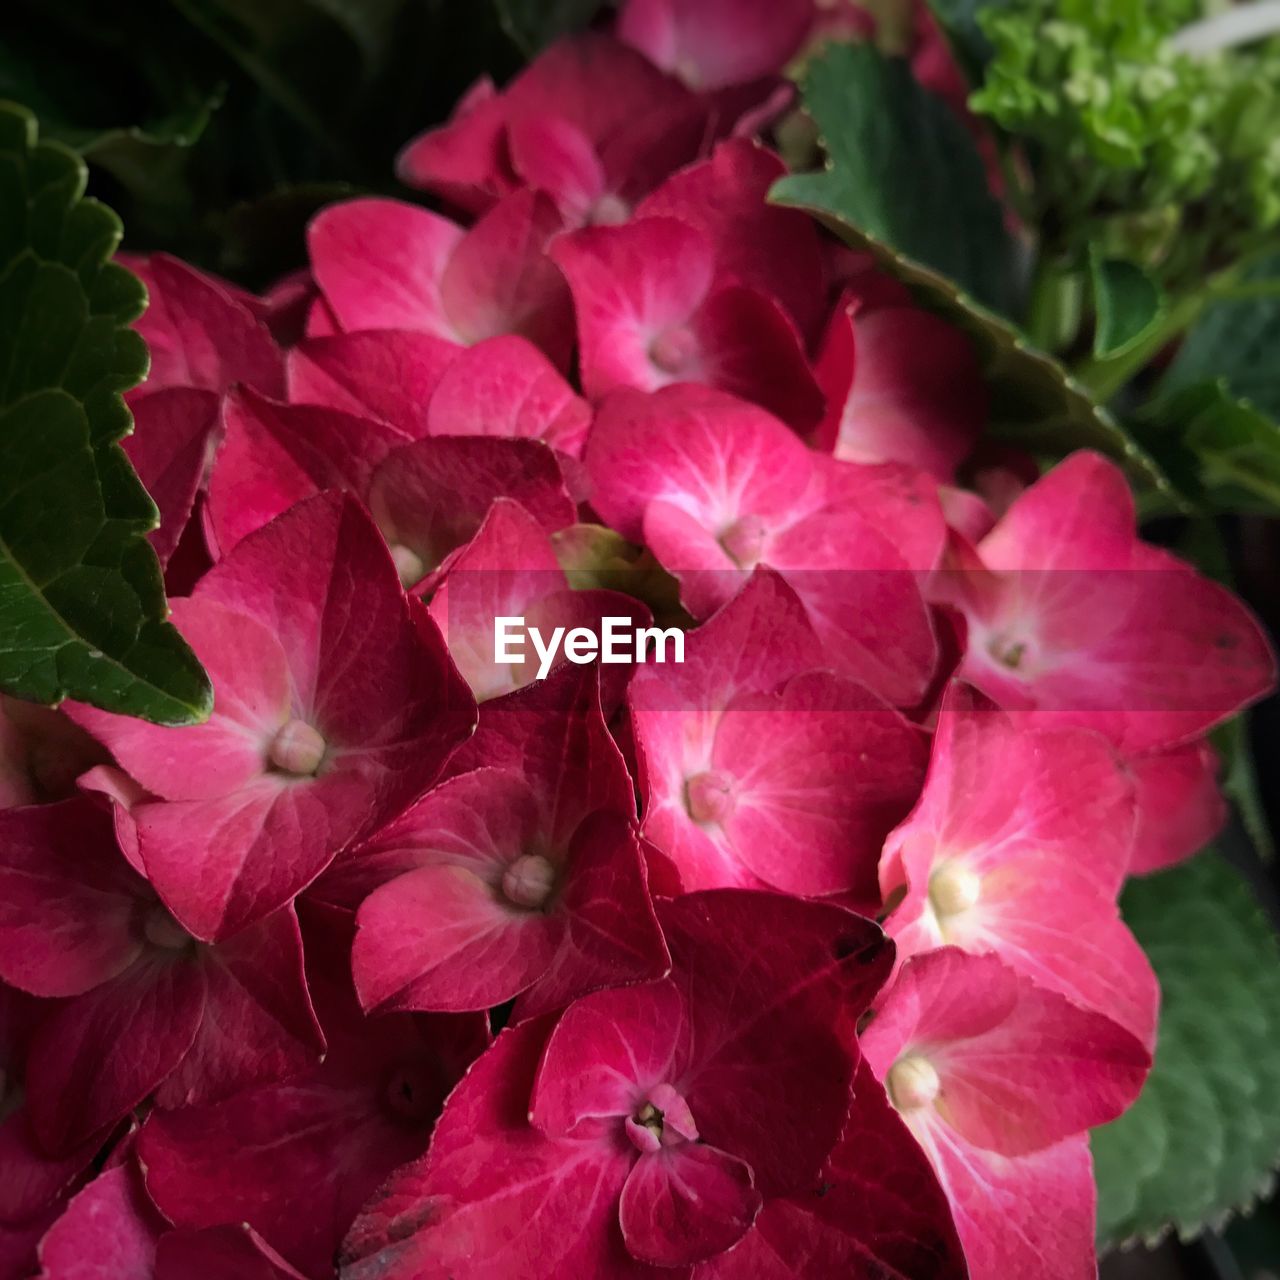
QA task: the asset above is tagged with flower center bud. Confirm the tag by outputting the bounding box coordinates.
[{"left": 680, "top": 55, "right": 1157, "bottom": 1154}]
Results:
[
  {"left": 384, "top": 1064, "right": 437, "bottom": 1123},
  {"left": 625, "top": 1083, "right": 698, "bottom": 1153},
  {"left": 389, "top": 542, "right": 427, "bottom": 589},
  {"left": 144, "top": 904, "right": 191, "bottom": 951},
  {"left": 590, "top": 193, "right": 631, "bottom": 226},
  {"left": 685, "top": 770, "right": 736, "bottom": 826},
  {"left": 928, "top": 862, "right": 982, "bottom": 919},
  {"left": 501, "top": 854, "right": 556, "bottom": 910},
  {"left": 268, "top": 719, "right": 327, "bottom": 776},
  {"left": 887, "top": 1055, "right": 941, "bottom": 1111},
  {"left": 650, "top": 326, "right": 699, "bottom": 376},
  {"left": 718, "top": 514, "right": 768, "bottom": 569},
  {"left": 987, "top": 633, "right": 1029, "bottom": 671}
]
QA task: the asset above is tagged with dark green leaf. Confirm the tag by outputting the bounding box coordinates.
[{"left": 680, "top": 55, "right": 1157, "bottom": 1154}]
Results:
[
  {"left": 1090, "top": 250, "right": 1164, "bottom": 358},
  {"left": 773, "top": 44, "right": 1017, "bottom": 316},
  {"left": 923, "top": 0, "right": 1010, "bottom": 84},
  {"left": 1093, "top": 852, "right": 1280, "bottom": 1247},
  {"left": 1164, "top": 254, "right": 1280, "bottom": 419},
  {"left": 492, "top": 0, "right": 606, "bottom": 56},
  {"left": 0, "top": 101, "right": 211, "bottom": 724},
  {"left": 1136, "top": 381, "right": 1280, "bottom": 515}
]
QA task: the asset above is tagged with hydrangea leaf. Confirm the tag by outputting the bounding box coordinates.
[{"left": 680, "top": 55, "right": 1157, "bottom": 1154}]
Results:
[
  {"left": 771, "top": 45, "right": 1178, "bottom": 501},
  {"left": 1090, "top": 250, "right": 1164, "bottom": 359},
  {"left": 492, "top": 0, "right": 605, "bottom": 56},
  {"left": 1163, "top": 254, "right": 1280, "bottom": 420},
  {"left": 1092, "top": 852, "right": 1280, "bottom": 1248},
  {"left": 0, "top": 102, "right": 212, "bottom": 725},
  {"left": 1136, "top": 381, "right": 1280, "bottom": 515}
]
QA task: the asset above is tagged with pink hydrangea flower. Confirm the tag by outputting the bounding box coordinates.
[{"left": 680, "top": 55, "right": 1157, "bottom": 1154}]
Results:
[
  {"left": 397, "top": 35, "right": 707, "bottom": 223},
  {"left": 137, "top": 976, "right": 487, "bottom": 1277},
  {"left": 340, "top": 891, "right": 914, "bottom": 1277},
  {"left": 68, "top": 493, "right": 475, "bottom": 942},
  {"left": 629, "top": 569, "right": 927, "bottom": 904},
  {"left": 1126, "top": 738, "right": 1227, "bottom": 874},
  {"left": 340, "top": 665, "right": 669, "bottom": 1019},
  {"left": 552, "top": 216, "right": 822, "bottom": 429},
  {"left": 585, "top": 383, "right": 944, "bottom": 704},
  {"left": 879, "top": 685, "right": 1159, "bottom": 1045},
  {"left": 937, "top": 450, "right": 1277, "bottom": 751},
  {"left": 308, "top": 191, "right": 574, "bottom": 368},
  {"left": 0, "top": 800, "right": 323, "bottom": 1153},
  {"left": 861, "top": 949, "right": 1151, "bottom": 1280}
]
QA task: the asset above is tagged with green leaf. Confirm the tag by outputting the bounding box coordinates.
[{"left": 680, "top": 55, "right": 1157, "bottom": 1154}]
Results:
[
  {"left": 774, "top": 44, "right": 1017, "bottom": 316},
  {"left": 772, "top": 47, "right": 1176, "bottom": 500},
  {"left": 492, "top": 0, "right": 605, "bottom": 56},
  {"left": 1135, "top": 381, "right": 1280, "bottom": 515},
  {"left": 923, "top": 0, "right": 1010, "bottom": 84},
  {"left": 0, "top": 101, "right": 211, "bottom": 725},
  {"left": 1090, "top": 250, "right": 1164, "bottom": 358},
  {"left": 1092, "top": 852, "right": 1280, "bottom": 1248},
  {"left": 1164, "top": 253, "right": 1280, "bottom": 420},
  {"left": 1213, "top": 715, "right": 1274, "bottom": 862}
]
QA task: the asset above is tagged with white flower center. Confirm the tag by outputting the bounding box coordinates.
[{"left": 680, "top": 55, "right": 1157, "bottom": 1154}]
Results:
[
  {"left": 887, "top": 1055, "right": 941, "bottom": 1111},
  {"left": 501, "top": 854, "right": 557, "bottom": 910},
  {"left": 268, "top": 718, "right": 327, "bottom": 776}
]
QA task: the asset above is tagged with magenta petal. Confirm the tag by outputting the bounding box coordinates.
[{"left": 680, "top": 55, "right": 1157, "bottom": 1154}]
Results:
[
  {"left": 286, "top": 329, "right": 456, "bottom": 435},
  {"left": 156, "top": 1225, "right": 309, "bottom": 1280},
  {"left": 309, "top": 197, "right": 463, "bottom": 336},
  {"left": 704, "top": 1061, "right": 966, "bottom": 1280},
  {"left": 1127, "top": 739, "right": 1227, "bottom": 874},
  {"left": 25, "top": 957, "right": 205, "bottom": 1153},
  {"left": 341, "top": 1018, "right": 638, "bottom": 1280},
  {"left": 0, "top": 801, "right": 144, "bottom": 999},
  {"left": 620, "top": 1142, "right": 760, "bottom": 1266},
  {"left": 125, "top": 387, "right": 220, "bottom": 566},
  {"left": 209, "top": 386, "right": 412, "bottom": 554},
  {"left": 36, "top": 1164, "right": 164, "bottom": 1280}
]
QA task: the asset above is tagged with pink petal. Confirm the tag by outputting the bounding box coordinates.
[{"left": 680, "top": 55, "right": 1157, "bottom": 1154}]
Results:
[
  {"left": 508, "top": 114, "right": 609, "bottom": 225},
  {"left": 124, "top": 388, "right": 220, "bottom": 567},
  {"left": 25, "top": 955, "right": 206, "bottom": 1153},
  {"left": 0, "top": 801, "right": 144, "bottom": 999},
  {"left": 814, "top": 300, "right": 986, "bottom": 479},
  {"left": 308, "top": 198, "right": 464, "bottom": 336},
  {"left": 660, "top": 891, "right": 891, "bottom": 1196},
  {"left": 156, "top": 1225, "right": 309, "bottom": 1280},
  {"left": 0, "top": 698, "right": 105, "bottom": 807},
  {"left": 861, "top": 949, "right": 1150, "bottom": 1157},
  {"left": 530, "top": 979, "right": 688, "bottom": 1136},
  {"left": 286, "top": 330, "right": 456, "bottom": 434},
  {"left": 69, "top": 598, "right": 293, "bottom": 803},
  {"left": 208, "top": 386, "right": 412, "bottom": 554},
  {"left": 426, "top": 335, "right": 591, "bottom": 457},
  {"left": 911, "top": 1127, "right": 1097, "bottom": 1280},
  {"left": 368, "top": 435, "right": 575, "bottom": 590},
  {"left": 124, "top": 253, "right": 284, "bottom": 398},
  {"left": 1127, "top": 739, "right": 1226, "bottom": 874},
  {"left": 439, "top": 189, "right": 574, "bottom": 369},
  {"left": 619, "top": 1142, "right": 760, "bottom": 1266},
  {"left": 396, "top": 75, "right": 517, "bottom": 213},
  {"left": 340, "top": 1018, "right": 639, "bottom": 1280},
  {"left": 617, "top": 0, "right": 812, "bottom": 90},
  {"left": 637, "top": 140, "right": 827, "bottom": 343},
  {"left": 37, "top": 1164, "right": 164, "bottom": 1280},
  {"left": 705, "top": 1060, "right": 966, "bottom": 1279}
]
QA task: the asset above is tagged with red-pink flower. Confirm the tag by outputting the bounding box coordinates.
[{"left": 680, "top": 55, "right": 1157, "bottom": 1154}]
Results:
[
  {"left": 879, "top": 685, "right": 1158, "bottom": 1045},
  {"left": 861, "top": 948, "right": 1151, "bottom": 1280},
  {"left": 0, "top": 801, "right": 323, "bottom": 1154},
  {"left": 551, "top": 217, "right": 822, "bottom": 429},
  {"left": 307, "top": 192, "right": 573, "bottom": 368},
  {"left": 397, "top": 35, "right": 707, "bottom": 223},
  {"left": 0, "top": 699, "right": 104, "bottom": 808},
  {"left": 137, "top": 978, "right": 487, "bottom": 1277},
  {"left": 585, "top": 384, "right": 943, "bottom": 704},
  {"left": 629, "top": 569, "right": 927, "bottom": 904},
  {"left": 1126, "top": 739, "right": 1227, "bottom": 875},
  {"left": 69, "top": 493, "right": 475, "bottom": 942},
  {"left": 937, "top": 451, "right": 1277, "bottom": 751},
  {"left": 341, "top": 891, "right": 904, "bottom": 1278},
  {"left": 340, "top": 665, "right": 668, "bottom": 1019}
]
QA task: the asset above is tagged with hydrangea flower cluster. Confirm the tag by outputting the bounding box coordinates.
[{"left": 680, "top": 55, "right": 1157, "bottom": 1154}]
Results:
[{"left": 0, "top": 3, "right": 1275, "bottom": 1279}]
